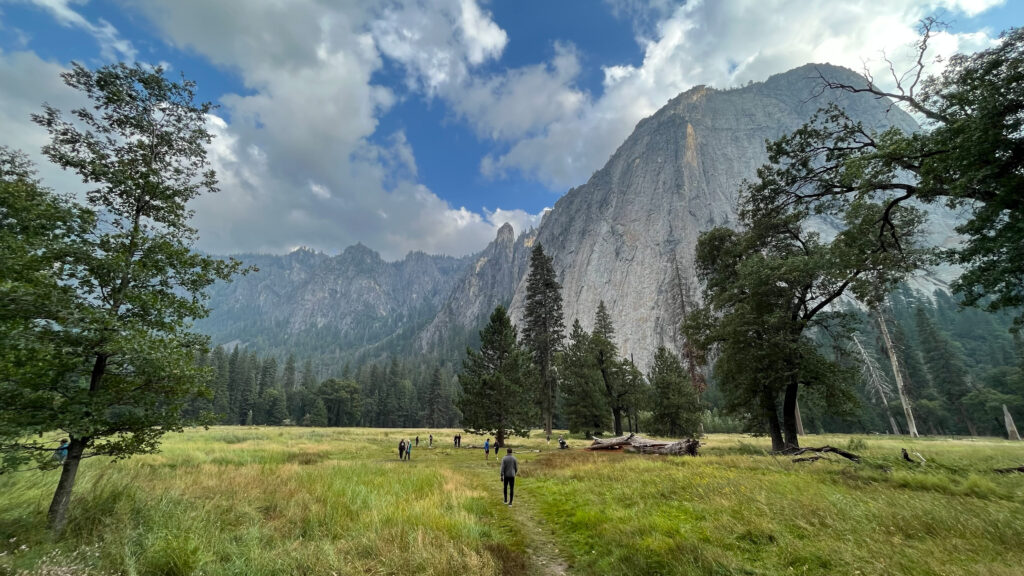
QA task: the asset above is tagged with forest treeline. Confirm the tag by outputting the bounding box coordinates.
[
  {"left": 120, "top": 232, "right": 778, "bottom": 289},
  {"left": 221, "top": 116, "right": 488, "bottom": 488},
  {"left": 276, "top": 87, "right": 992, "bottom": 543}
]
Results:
[{"left": 187, "top": 350, "right": 461, "bottom": 429}]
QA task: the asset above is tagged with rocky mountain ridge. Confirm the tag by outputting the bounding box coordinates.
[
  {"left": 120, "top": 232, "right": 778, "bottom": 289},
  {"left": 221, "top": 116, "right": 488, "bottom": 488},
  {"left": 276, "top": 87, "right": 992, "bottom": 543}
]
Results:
[{"left": 199, "top": 63, "right": 961, "bottom": 371}]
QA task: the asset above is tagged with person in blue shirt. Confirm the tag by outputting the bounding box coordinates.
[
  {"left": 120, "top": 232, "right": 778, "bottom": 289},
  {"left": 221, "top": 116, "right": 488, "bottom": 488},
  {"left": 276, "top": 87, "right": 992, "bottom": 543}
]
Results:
[
  {"left": 405, "top": 439, "right": 412, "bottom": 460},
  {"left": 484, "top": 438, "right": 490, "bottom": 459},
  {"left": 54, "top": 438, "right": 69, "bottom": 464}
]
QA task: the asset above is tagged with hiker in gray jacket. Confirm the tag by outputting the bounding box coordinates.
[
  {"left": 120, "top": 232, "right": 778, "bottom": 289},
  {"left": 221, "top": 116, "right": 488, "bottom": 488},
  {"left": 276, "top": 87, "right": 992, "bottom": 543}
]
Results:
[{"left": 500, "top": 448, "right": 518, "bottom": 505}]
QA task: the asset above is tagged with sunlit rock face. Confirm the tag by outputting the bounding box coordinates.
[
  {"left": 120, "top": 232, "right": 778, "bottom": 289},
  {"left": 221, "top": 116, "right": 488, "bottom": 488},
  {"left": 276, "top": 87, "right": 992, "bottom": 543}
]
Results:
[{"left": 496, "top": 63, "right": 952, "bottom": 370}]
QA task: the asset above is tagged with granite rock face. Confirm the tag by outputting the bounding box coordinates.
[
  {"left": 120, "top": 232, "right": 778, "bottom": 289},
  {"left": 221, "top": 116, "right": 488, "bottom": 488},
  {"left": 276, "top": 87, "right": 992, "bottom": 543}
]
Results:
[
  {"left": 496, "top": 64, "right": 953, "bottom": 370},
  {"left": 197, "top": 244, "right": 470, "bottom": 358},
  {"left": 416, "top": 222, "right": 536, "bottom": 353},
  {"left": 201, "top": 64, "right": 960, "bottom": 371}
]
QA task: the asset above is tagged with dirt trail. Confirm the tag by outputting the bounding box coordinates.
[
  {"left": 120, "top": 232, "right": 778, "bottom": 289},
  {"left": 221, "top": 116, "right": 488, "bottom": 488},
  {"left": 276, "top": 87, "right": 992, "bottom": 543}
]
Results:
[
  {"left": 454, "top": 450, "right": 571, "bottom": 575},
  {"left": 507, "top": 495, "right": 569, "bottom": 576}
]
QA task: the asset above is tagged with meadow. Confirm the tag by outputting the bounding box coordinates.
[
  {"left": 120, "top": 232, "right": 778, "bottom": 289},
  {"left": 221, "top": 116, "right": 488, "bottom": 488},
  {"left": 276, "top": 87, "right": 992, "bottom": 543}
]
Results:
[{"left": 1, "top": 428, "right": 1022, "bottom": 576}]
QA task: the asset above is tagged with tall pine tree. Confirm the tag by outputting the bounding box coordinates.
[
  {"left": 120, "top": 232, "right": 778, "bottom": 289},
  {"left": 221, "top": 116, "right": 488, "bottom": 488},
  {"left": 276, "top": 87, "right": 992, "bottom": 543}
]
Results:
[
  {"left": 521, "top": 243, "right": 565, "bottom": 435},
  {"left": 458, "top": 306, "right": 537, "bottom": 447}
]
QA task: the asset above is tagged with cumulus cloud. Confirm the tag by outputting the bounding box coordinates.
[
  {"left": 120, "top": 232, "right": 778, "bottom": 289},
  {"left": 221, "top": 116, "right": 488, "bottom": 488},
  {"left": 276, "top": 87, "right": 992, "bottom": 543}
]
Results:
[
  {"left": 3, "top": 0, "right": 1003, "bottom": 260},
  {"left": 0, "top": 48, "right": 89, "bottom": 194},
  {"left": 118, "top": 0, "right": 539, "bottom": 259},
  {"left": 480, "top": 0, "right": 1004, "bottom": 189},
  {"left": 21, "top": 0, "right": 136, "bottom": 60}
]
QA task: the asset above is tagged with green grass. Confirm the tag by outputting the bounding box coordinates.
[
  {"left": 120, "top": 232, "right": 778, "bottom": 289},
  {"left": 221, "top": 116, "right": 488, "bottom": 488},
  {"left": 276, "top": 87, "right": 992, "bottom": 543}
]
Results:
[{"left": 1, "top": 430, "right": 1022, "bottom": 575}]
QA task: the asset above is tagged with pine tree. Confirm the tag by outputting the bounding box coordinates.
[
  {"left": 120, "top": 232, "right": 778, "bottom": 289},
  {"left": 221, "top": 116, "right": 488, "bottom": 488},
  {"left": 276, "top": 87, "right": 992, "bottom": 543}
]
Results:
[
  {"left": 916, "top": 307, "right": 976, "bottom": 435},
  {"left": 648, "top": 347, "right": 703, "bottom": 437},
  {"left": 592, "top": 301, "right": 630, "bottom": 435},
  {"left": 458, "top": 306, "right": 537, "bottom": 447},
  {"left": 210, "top": 346, "right": 231, "bottom": 421},
  {"left": 521, "top": 243, "right": 565, "bottom": 435},
  {"left": 303, "top": 398, "right": 329, "bottom": 427},
  {"left": 227, "top": 346, "right": 244, "bottom": 422},
  {"left": 260, "top": 357, "right": 278, "bottom": 394},
  {"left": 559, "top": 320, "right": 610, "bottom": 435},
  {"left": 283, "top": 354, "right": 297, "bottom": 390},
  {"left": 424, "top": 367, "right": 446, "bottom": 427}
]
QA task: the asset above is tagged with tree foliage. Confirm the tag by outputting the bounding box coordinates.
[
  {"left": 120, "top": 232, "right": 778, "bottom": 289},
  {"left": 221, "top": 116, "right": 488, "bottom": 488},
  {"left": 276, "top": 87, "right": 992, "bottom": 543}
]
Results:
[
  {"left": 521, "top": 242, "right": 565, "bottom": 435},
  {"left": 0, "top": 63, "right": 245, "bottom": 534},
  {"left": 457, "top": 306, "right": 537, "bottom": 447}
]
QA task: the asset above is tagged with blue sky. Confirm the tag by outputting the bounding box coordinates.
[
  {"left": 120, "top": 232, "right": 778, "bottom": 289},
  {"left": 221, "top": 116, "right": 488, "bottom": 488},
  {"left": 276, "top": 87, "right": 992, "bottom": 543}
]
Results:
[{"left": 1, "top": 0, "right": 1020, "bottom": 258}]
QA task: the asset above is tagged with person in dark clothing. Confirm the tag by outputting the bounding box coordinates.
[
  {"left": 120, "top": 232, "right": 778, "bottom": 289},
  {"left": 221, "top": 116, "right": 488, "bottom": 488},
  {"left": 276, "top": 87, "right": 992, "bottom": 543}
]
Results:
[
  {"left": 54, "top": 438, "right": 69, "bottom": 464},
  {"left": 429, "top": 434, "right": 433, "bottom": 447},
  {"left": 399, "top": 439, "right": 406, "bottom": 460},
  {"left": 415, "top": 436, "right": 419, "bottom": 447},
  {"left": 457, "top": 434, "right": 462, "bottom": 447},
  {"left": 500, "top": 448, "right": 518, "bottom": 505},
  {"left": 405, "top": 439, "right": 412, "bottom": 460}
]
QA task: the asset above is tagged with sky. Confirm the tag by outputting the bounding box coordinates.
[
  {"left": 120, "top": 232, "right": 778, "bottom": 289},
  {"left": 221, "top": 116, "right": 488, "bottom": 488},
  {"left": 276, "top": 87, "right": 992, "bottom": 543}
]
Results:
[{"left": 0, "top": 0, "right": 1020, "bottom": 259}]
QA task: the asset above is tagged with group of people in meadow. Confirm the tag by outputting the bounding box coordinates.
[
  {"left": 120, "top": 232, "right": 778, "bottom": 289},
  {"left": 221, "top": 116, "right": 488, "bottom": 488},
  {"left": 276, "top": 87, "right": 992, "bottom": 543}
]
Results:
[{"left": 394, "top": 432, "right": 519, "bottom": 505}]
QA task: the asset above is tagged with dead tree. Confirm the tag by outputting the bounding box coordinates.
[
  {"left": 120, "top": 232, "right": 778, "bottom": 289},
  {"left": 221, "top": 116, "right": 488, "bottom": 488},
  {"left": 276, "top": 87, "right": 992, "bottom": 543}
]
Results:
[
  {"left": 783, "top": 445, "right": 861, "bottom": 463},
  {"left": 876, "top": 310, "right": 919, "bottom": 437},
  {"left": 851, "top": 333, "right": 901, "bottom": 435},
  {"left": 1004, "top": 404, "right": 1021, "bottom": 441}
]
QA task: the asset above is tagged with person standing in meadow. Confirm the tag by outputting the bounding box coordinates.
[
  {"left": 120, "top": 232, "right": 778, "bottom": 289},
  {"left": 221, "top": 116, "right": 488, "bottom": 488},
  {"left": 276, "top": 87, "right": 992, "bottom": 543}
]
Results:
[
  {"left": 429, "top": 434, "right": 433, "bottom": 447},
  {"left": 415, "top": 436, "right": 419, "bottom": 447},
  {"left": 484, "top": 438, "right": 490, "bottom": 459},
  {"left": 399, "top": 439, "right": 406, "bottom": 460},
  {"left": 500, "top": 448, "right": 518, "bottom": 505},
  {"left": 406, "top": 439, "right": 412, "bottom": 460},
  {"left": 54, "top": 439, "right": 69, "bottom": 464}
]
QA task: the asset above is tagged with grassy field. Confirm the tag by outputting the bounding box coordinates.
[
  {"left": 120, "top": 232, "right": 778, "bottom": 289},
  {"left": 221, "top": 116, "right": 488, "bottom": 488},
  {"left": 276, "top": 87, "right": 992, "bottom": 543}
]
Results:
[{"left": 1, "top": 428, "right": 1023, "bottom": 576}]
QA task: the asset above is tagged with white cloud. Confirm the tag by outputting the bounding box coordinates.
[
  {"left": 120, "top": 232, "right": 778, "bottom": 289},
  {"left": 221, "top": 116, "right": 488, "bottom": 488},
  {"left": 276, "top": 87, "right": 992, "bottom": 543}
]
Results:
[
  {"left": 23, "top": 0, "right": 136, "bottom": 61},
  {"left": 0, "top": 49, "right": 88, "bottom": 194},
  {"left": 480, "top": 0, "right": 1003, "bottom": 189},
  {"left": 120, "top": 0, "right": 527, "bottom": 259}
]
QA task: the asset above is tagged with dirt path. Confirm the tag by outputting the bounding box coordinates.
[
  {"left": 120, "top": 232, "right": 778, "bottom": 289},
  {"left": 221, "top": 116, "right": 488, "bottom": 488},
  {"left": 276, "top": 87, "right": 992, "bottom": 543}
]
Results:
[
  {"left": 506, "top": 495, "right": 569, "bottom": 576},
  {"left": 454, "top": 450, "right": 571, "bottom": 575}
]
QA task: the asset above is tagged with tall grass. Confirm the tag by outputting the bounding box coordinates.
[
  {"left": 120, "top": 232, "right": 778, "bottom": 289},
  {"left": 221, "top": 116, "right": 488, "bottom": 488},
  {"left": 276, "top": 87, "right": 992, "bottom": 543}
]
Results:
[{"left": 1, "top": 429, "right": 1022, "bottom": 575}]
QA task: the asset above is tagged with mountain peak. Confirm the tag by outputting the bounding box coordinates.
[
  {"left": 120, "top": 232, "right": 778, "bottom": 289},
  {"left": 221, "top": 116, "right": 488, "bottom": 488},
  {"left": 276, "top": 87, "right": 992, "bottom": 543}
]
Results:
[{"left": 496, "top": 222, "right": 515, "bottom": 242}]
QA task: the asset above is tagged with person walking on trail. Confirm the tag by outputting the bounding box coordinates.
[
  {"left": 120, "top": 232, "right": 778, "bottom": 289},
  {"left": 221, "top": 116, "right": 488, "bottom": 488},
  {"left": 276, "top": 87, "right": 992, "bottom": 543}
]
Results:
[
  {"left": 484, "top": 438, "right": 490, "bottom": 459},
  {"left": 406, "top": 439, "right": 413, "bottom": 460},
  {"left": 429, "top": 434, "right": 433, "bottom": 447},
  {"left": 399, "top": 439, "right": 406, "bottom": 460},
  {"left": 501, "top": 448, "right": 518, "bottom": 505}
]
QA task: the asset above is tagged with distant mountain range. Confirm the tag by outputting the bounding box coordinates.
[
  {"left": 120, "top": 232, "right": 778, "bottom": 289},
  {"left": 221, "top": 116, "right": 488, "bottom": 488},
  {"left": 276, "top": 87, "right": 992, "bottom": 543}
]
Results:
[{"left": 197, "top": 63, "right": 961, "bottom": 370}]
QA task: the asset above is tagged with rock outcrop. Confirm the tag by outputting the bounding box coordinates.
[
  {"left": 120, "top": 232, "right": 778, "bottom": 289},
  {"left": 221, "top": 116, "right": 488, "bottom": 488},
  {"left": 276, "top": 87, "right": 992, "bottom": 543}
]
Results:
[{"left": 500, "top": 63, "right": 954, "bottom": 369}]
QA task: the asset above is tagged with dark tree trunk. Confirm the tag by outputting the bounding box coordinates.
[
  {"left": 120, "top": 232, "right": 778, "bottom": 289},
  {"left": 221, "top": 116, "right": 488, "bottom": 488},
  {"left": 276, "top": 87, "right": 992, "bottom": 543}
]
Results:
[
  {"left": 47, "top": 437, "right": 86, "bottom": 536},
  {"left": 959, "top": 405, "right": 978, "bottom": 437},
  {"left": 496, "top": 428, "right": 505, "bottom": 449},
  {"left": 612, "top": 408, "right": 623, "bottom": 436},
  {"left": 782, "top": 379, "right": 800, "bottom": 448},
  {"left": 762, "top": 392, "right": 785, "bottom": 452}
]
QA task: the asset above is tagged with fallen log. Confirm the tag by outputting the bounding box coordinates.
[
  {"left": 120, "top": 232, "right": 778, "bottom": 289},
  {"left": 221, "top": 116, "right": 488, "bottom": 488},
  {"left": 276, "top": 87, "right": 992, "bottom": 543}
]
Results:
[
  {"left": 793, "top": 455, "right": 824, "bottom": 463},
  {"left": 994, "top": 466, "right": 1024, "bottom": 474},
  {"left": 587, "top": 433, "right": 635, "bottom": 450},
  {"left": 782, "top": 445, "right": 861, "bottom": 463},
  {"left": 628, "top": 439, "right": 700, "bottom": 456}
]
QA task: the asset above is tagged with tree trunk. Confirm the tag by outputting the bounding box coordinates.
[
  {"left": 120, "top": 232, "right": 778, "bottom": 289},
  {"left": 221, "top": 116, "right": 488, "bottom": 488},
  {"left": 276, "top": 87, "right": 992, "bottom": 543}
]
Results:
[
  {"left": 1003, "top": 405, "right": 1020, "bottom": 441},
  {"left": 959, "top": 404, "right": 978, "bottom": 437},
  {"left": 612, "top": 408, "right": 623, "bottom": 436},
  {"left": 782, "top": 380, "right": 800, "bottom": 448},
  {"left": 47, "top": 437, "right": 87, "bottom": 536},
  {"left": 889, "top": 414, "right": 901, "bottom": 435},
  {"left": 496, "top": 428, "right": 505, "bottom": 449},
  {"left": 877, "top": 312, "right": 919, "bottom": 437},
  {"left": 795, "top": 399, "right": 806, "bottom": 436},
  {"left": 763, "top": 392, "right": 785, "bottom": 452}
]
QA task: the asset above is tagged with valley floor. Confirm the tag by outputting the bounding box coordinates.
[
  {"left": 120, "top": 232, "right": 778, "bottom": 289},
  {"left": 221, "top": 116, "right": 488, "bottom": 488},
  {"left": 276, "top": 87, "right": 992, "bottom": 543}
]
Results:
[{"left": 1, "top": 428, "right": 1023, "bottom": 575}]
